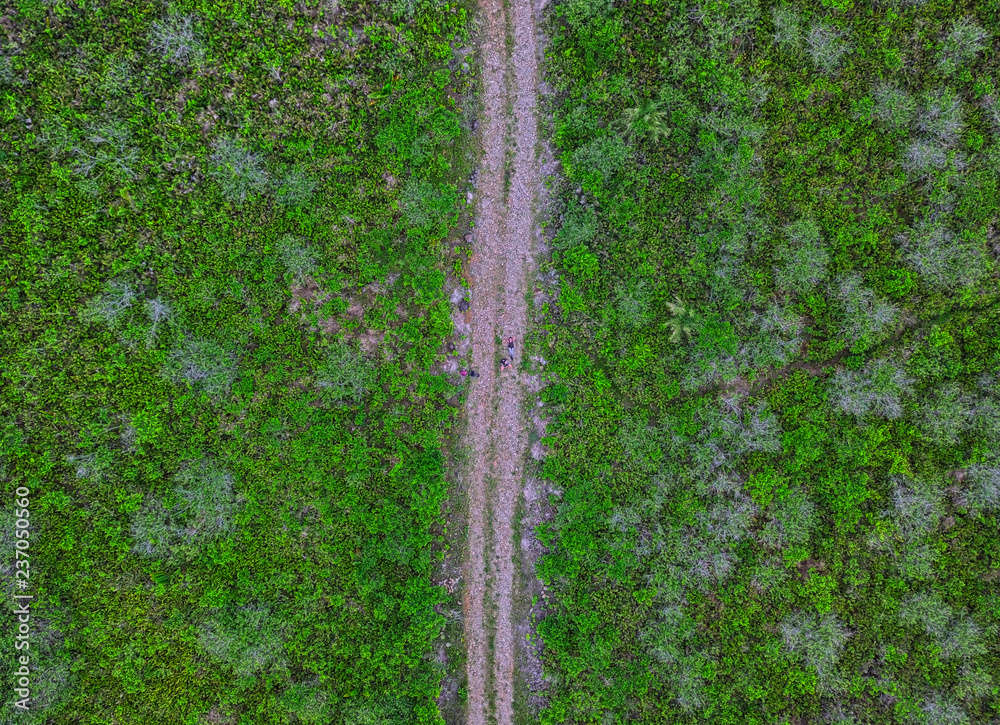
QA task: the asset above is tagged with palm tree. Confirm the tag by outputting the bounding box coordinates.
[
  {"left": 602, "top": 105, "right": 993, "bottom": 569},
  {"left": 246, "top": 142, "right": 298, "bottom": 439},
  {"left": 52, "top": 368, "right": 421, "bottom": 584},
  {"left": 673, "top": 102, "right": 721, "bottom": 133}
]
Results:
[
  {"left": 623, "top": 98, "right": 671, "bottom": 143},
  {"left": 664, "top": 296, "right": 700, "bottom": 343}
]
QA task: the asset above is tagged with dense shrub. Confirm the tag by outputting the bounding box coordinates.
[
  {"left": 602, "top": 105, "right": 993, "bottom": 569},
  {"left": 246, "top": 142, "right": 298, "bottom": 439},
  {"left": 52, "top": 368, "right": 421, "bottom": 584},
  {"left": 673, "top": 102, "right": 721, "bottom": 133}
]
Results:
[
  {"left": 316, "top": 341, "right": 376, "bottom": 403},
  {"left": 0, "top": 0, "right": 470, "bottom": 719},
  {"left": 536, "top": 5, "right": 1000, "bottom": 720}
]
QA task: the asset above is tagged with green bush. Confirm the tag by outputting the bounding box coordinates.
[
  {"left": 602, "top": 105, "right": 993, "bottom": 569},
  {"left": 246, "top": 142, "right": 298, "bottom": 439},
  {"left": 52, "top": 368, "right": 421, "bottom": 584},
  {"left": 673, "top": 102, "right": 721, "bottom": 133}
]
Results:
[
  {"left": 316, "top": 341, "right": 376, "bottom": 403},
  {"left": 198, "top": 604, "right": 286, "bottom": 678}
]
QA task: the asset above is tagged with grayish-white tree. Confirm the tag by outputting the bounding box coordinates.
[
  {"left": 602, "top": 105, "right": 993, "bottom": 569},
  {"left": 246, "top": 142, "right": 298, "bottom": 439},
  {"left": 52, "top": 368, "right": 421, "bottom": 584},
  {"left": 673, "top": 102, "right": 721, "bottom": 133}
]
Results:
[
  {"left": 889, "top": 475, "right": 945, "bottom": 539},
  {"left": 775, "top": 218, "right": 828, "bottom": 294},
  {"left": 900, "top": 591, "right": 953, "bottom": 639},
  {"left": 276, "top": 235, "right": 318, "bottom": 284},
  {"left": 172, "top": 457, "right": 239, "bottom": 543},
  {"left": 914, "top": 383, "right": 973, "bottom": 447},
  {"left": 759, "top": 485, "right": 816, "bottom": 549},
  {"left": 965, "top": 464, "right": 1000, "bottom": 515},
  {"left": 164, "top": 337, "right": 238, "bottom": 395},
  {"left": 937, "top": 16, "right": 989, "bottom": 76},
  {"left": 904, "top": 216, "right": 984, "bottom": 291},
  {"left": 274, "top": 166, "right": 317, "bottom": 208},
  {"left": 144, "top": 297, "right": 176, "bottom": 347},
  {"left": 208, "top": 137, "right": 269, "bottom": 203},
  {"left": 909, "top": 692, "right": 970, "bottom": 725},
  {"left": 902, "top": 139, "right": 950, "bottom": 176},
  {"left": 130, "top": 457, "right": 241, "bottom": 559},
  {"left": 740, "top": 302, "right": 804, "bottom": 371},
  {"left": 65, "top": 450, "right": 114, "bottom": 483},
  {"left": 82, "top": 280, "right": 139, "bottom": 326},
  {"left": 772, "top": 5, "right": 801, "bottom": 50},
  {"left": 830, "top": 359, "right": 914, "bottom": 419},
  {"left": 781, "top": 610, "right": 851, "bottom": 691},
  {"left": 316, "top": 341, "right": 375, "bottom": 403},
  {"left": 916, "top": 88, "right": 963, "bottom": 146},
  {"left": 837, "top": 274, "right": 898, "bottom": 349},
  {"left": 873, "top": 83, "right": 916, "bottom": 130},
  {"left": 806, "top": 21, "right": 851, "bottom": 74},
  {"left": 71, "top": 121, "right": 140, "bottom": 181},
  {"left": 198, "top": 604, "right": 286, "bottom": 678},
  {"left": 149, "top": 11, "right": 205, "bottom": 67}
]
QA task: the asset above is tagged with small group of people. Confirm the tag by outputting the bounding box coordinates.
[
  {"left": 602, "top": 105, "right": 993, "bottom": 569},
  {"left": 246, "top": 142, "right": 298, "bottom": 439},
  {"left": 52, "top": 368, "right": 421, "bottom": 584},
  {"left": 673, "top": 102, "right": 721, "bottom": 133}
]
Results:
[
  {"left": 460, "top": 336, "right": 516, "bottom": 379},
  {"left": 501, "top": 336, "right": 515, "bottom": 369}
]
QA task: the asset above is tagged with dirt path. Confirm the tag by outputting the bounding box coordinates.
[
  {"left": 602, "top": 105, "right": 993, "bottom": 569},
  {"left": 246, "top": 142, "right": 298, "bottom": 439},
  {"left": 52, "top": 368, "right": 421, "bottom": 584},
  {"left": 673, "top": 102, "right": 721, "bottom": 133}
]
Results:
[{"left": 460, "top": 0, "right": 541, "bottom": 719}]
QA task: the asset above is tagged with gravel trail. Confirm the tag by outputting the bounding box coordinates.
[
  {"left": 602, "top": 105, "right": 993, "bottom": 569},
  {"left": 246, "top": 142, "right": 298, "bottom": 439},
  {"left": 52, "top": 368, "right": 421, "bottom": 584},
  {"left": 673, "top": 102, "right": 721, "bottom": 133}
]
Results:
[{"left": 461, "top": 0, "right": 541, "bottom": 719}]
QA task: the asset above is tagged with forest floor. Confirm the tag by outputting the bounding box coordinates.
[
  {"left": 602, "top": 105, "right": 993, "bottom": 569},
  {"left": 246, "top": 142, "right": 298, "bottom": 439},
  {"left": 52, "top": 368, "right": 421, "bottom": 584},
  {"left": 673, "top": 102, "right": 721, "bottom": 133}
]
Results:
[{"left": 460, "top": 0, "right": 542, "bottom": 719}]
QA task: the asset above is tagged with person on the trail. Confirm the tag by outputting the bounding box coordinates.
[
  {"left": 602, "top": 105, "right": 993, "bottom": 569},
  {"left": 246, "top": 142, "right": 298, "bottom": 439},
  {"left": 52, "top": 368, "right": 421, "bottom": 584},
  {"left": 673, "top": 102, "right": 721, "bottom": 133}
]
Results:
[
  {"left": 461, "top": 369, "right": 480, "bottom": 378},
  {"left": 500, "top": 358, "right": 511, "bottom": 370},
  {"left": 507, "top": 336, "right": 515, "bottom": 360}
]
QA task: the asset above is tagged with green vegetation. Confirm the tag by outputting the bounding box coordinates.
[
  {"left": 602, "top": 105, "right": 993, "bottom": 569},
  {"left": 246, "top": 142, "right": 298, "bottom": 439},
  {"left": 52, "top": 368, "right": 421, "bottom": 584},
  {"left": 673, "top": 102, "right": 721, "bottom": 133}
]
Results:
[
  {"left": 536, "top": 0, "right": 1000, "bottom": 723},
  {"left": 0, "top": 0, "right": 472, "bottom": 721}
]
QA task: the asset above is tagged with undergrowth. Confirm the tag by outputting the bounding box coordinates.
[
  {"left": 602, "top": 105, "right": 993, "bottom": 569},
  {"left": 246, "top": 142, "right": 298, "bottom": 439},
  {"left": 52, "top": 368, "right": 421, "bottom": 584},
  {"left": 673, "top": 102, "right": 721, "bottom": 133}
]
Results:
[{"left": 535, "top": 0, "right": 1000, "bottom": 723}]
